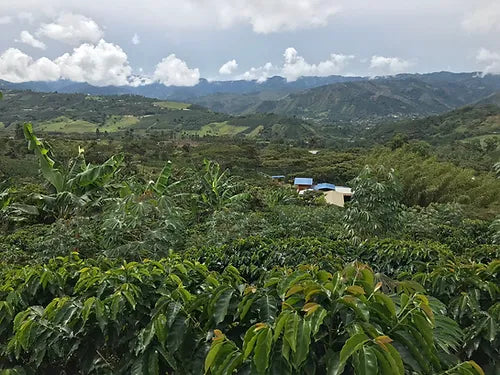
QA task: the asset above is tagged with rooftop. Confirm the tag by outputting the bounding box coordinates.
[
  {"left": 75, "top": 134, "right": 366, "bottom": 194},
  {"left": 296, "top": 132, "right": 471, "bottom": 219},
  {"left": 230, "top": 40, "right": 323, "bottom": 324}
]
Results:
[
  {"left": 314, "top": 183, "right": 336, "bottom": 191},
  {"left": 294, "top": 177, "right": 313, "bottom": 186},
  {"left": 335, "top": 186, "right": 353, "bottom": 194}
]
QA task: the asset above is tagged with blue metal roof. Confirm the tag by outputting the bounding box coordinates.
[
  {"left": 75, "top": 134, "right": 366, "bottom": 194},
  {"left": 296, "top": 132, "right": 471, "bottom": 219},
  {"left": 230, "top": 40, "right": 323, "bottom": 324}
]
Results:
[
  {"left": 314, "top": 183, "right": 336, "bottom": 191},
  {"left": 294, "top": 177, "right": 313, "bottom": 185},
  {"left": 271, "top": 175, "right": 286, "bottom": 179}
]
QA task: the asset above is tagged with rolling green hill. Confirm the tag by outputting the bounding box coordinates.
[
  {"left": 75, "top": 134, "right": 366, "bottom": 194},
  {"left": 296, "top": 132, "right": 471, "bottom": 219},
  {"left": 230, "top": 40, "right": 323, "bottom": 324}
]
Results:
[
  {"left": 0, "top": 90, "right": 317, "bottom": 140},
  {"left": 368, "top": 104, "right": 500, "bottom": 145},
  {"left": 192, "top": 76, "right": 500, "bottom": 125}
]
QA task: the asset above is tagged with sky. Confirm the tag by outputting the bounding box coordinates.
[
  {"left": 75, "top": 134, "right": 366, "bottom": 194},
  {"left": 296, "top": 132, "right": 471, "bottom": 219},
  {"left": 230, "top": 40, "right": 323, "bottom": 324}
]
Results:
[{"left": 0, "top": 0, "right": 499, "bottom": 87}]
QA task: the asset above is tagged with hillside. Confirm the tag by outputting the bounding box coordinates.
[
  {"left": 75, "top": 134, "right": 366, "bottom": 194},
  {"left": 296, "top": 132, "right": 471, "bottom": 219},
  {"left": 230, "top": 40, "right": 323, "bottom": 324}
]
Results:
[
  {"left": 249, "top": 77, "right": 500, "bottom": 124},
  {"left": 0, "top": 90, "right": 317, "bottom": 139},
  {"left": 190, "top": 73, "right": 500, "bottom": 124},
  {"left": 368, "top": 104, "right": 500, "bottom": 145},
  {"left": 2, "top": 73, "right": 500, "bottom": 121},
  {"left": 476, "top": 92, "right": 500, "bottom": 107}
]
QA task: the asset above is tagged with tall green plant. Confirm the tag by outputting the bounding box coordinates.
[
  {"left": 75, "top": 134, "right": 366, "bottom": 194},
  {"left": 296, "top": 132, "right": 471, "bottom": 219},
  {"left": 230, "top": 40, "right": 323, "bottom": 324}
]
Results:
[
  {"left": 22, "top": 123, "right": 123, "bottom": 219},
  {"left": 343, "top": 165, "right": 403, "bottom": 243},
  {"left": 197, "top": 159, "right": 249, "bottom": 212}
]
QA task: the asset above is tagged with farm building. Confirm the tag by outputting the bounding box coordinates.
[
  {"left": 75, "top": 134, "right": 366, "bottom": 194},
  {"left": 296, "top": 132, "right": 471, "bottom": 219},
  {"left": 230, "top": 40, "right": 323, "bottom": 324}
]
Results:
[
  {"left": 291, "top": 177, "right": 353, "bottom": 207},
  {"left": 314, "top": 183, "right": 336, "bottom": 191},
  {"left": 323, "top": 187, "right": 353, "bottom": 207},
  {"left": 293, "top": 177, "right": 314, "bottom": 191}
]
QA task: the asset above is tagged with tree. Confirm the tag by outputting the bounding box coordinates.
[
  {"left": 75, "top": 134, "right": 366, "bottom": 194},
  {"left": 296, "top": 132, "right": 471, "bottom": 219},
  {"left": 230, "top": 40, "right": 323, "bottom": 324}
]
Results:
[{"left": 343, "top": 165, "right": 403, "bottom": 243}]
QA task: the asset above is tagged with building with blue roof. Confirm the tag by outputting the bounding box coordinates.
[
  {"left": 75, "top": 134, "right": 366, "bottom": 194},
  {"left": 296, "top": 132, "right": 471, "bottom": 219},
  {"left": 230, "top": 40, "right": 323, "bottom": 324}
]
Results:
[
  {"left": 294, "top": 177, "right": 314, "bottom": 191},
  {"left": 314, "top": 183, "right": 336, "bottom": 191}
]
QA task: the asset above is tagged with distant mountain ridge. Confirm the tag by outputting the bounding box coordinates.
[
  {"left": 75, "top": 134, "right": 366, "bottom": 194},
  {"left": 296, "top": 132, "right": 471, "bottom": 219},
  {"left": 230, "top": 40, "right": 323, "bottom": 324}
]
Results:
[
  {"left": 243, "top": 76, "right": 500, "bottom": 124},
  {"left": 0, "top": 75, "right": 366, "bottom": 101},
  {"left": 2, "top": 72, "right": 500, "bottom": 125}
]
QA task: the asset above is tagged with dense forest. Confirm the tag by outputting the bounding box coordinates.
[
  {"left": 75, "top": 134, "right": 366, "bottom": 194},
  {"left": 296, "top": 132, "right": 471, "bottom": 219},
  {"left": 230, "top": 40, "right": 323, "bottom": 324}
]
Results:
[{"left": 0, "top": 87, "right": 499, "bottom": 375}]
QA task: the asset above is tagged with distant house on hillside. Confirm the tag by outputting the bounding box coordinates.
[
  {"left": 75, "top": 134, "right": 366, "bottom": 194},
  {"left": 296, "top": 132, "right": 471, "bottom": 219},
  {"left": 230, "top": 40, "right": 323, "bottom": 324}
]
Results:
[
  {"left": 323, "top": 186, "right": 353, "bottom": 207},
  {"left": 313, "top": 183, "right": 336, "bottom": 192},
  {"left": 294, "top": 177, "right": 314, "bottom": 191},
  {"left": 291, "top": 177, "right": 353, "bottom": 207}
]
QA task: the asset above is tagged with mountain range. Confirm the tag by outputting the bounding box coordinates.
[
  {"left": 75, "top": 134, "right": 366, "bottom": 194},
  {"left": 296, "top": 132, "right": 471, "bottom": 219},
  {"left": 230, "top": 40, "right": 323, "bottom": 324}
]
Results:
[{"left": 2, "top": 72, "right": 500, "bottom": 125}]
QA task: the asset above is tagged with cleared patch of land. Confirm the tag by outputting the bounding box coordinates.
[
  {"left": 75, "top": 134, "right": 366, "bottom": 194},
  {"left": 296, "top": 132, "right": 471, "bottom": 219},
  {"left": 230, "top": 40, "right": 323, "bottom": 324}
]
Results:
[
  {"left": 37, "top": 117, "right": 97, "bottom": 133},
  {"left": 154, "top": 101, "right": 191, "bottom": 110},
  {"left": 188, "top": 121, "right": 249, "bottom": 136}
]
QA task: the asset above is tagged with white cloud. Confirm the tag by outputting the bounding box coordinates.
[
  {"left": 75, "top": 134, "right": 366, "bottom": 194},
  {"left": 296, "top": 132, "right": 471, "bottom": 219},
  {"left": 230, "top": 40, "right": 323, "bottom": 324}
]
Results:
[
  {"left": 212, "top": 0, "right": 340, "bottom": 33},
  {"left": 239, "top": 62, "right": 276, "bottom": 82},
  {"left": 0, "top": 16, "right": 11, "bottom": 25},
  {"left": 17, "top": 31, "right": 46, "bottom": 50},
  {"left": 369, "top": 55, "right": 411, "bottom": 74},
  {"left": 55, "top": 39, "right": 134, "bottom": 86},
  {"left": 0, "top": 39, "right": 154, "bottom": 86},
  {"left": 476, "top": 48, "right": 500, "bottom": 75},
  {"left": 153, "top": 54, "right": 200, "bottom": 86},
  {"left": 37, "top": 13, "right": 104, "bottom": 45},
  {"left": 18, "top": 12, "right": 34, "bottom": 24},
  {"left": 462, "top": 3, "right": 500, "bottom": 33},
  {"left": 239, "top": 48, "right": 353, "bottom": 82},
  {"left": 0, "top": 1, "right": 340, "bottom": 33},
  {"left": 131, "top": 33, "right": 140, "bottom": 45},
  {"left": 218, "top": 59, "right": 238, "bottom": 75},
  {"left": 282, "top": 47, "right": 354, "bottom": 81},
  {"left": 0, "top": 48, "right": 60, "bottom": 82}
]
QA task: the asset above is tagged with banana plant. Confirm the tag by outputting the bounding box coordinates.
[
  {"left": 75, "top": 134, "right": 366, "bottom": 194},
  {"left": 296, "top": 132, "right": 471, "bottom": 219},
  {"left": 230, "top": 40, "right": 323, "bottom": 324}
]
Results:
[
  {"left": 101, "top": 161, "right": 186, "bottom": 257},
  {"left": 22, "top": 123, "right": 123, "bottom": 219},
  {"left": 197, "top": 159, "right": 250, "bottom": 213}
]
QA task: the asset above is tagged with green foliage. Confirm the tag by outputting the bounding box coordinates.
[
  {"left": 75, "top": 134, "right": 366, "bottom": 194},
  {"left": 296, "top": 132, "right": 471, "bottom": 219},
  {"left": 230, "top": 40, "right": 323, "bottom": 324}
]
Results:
[
  {"left": 367, "top": 147, "right": 500, "bottom": 217},
  {"left": 344, "top": 165, "right": 403, "bottom": 243},
  {"left": 23, "top": 123, "right": 64, "bottom": 193},
  {"left": 101, "top": 161, "right": 185, "bottom": 258},
  {"left": 197, "top": 159, "right": 249, "bottom": 213},
  {"left": 0, "top": 255, "right": 485, "bottom": 375},
  {"left": 0, "top": 109, "right": 498, "bottom": 374}
]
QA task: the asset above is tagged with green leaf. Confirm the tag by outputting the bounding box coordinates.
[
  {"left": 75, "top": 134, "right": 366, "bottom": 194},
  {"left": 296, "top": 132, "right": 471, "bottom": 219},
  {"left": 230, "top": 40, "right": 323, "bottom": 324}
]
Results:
[
  {"left": 326, "top": 351, "right": 344, "bottom": 375},
  {"left": 257, "top": 294, "right": 278, "bottom": 323},
  {"left": 148, "top": 349, "right": 159, "bottom": 375},
  {"left": 167, "top": 314, "right": 187, "bottom": 352},
  {"left": 308, "top": 307, "right": 327, "bottom": 337},
  {"left": 205, "top": 341, "right": 223, "bottom": 373},
  {"left": 154, "top": 161, "right": 173, "bottom": 195},
  {"left": 293, "top": 319, "right": 312, "bottom": 369},
  {"left": 373, "top": 347, "right": 394, "bottom": 374},
  {"left": 213, "top": 288, "right": 234, "bottom": 325},
  {"left": 122, "top": 290, "right": 137, "bottom": 310},
  {"left": 386, "top": 344, "right": 404, "bottom": 375},
  {"left": 220, "top": 351, "right": 243, "bottom": 375},
  {"left": 339, "top": 333, "right": 369, "bottom": 365},
  {"left": 81, "top": 297, "right": 95, "bottom": 323},
  {"left": 353, "top": 346, "right": 377, "bottom": 375},
  {"left": 374, "top": 293, "right": 396, "bottom": 317},
  {"left": 23, "top": 123, "right": 64, "bottom": 192},
  {"left": 154, "top": 314, "right": 168, "bottom": 347},
  {"left": 94, "top": 298, "right": 106, "bottom": 332},
  {"left": 274, "top": 311, "right": 291, "bottom": 342},
  {"left": 254, "top": 328, "right": 272, "bottom": 374},
  {"left": 284, "top": 312, "right": 300, "bottom": 353}
]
